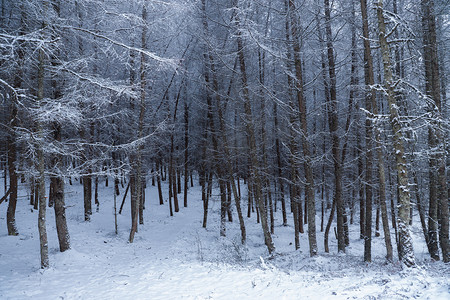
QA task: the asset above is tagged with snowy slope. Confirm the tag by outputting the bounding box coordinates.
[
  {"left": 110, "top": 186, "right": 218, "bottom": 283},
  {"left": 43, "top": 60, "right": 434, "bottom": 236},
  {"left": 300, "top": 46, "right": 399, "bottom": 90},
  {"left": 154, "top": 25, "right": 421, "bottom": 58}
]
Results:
[{"left": 0, "top": 178, "right": 449, "bottom": 299}]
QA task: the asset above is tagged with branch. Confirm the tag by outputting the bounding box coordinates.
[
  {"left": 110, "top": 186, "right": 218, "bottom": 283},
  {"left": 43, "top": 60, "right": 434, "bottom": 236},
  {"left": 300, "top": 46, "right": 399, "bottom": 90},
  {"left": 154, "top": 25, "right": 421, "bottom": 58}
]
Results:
[
  {"left": 59, "top": 25, "right": 179, "bottom": 68},
  {"left": 0, "top": 189, "right": 11, "bottom": 205},
  {"left": 0, "top": 79, "right": 19, "bottom": 99}
]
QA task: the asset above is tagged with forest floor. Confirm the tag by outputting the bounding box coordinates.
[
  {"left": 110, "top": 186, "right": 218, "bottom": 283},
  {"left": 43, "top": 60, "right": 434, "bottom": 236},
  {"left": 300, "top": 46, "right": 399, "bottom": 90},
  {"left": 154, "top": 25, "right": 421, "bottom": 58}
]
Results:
[{"left": 0, "top": 177, "right": 449, "bottom": 299}]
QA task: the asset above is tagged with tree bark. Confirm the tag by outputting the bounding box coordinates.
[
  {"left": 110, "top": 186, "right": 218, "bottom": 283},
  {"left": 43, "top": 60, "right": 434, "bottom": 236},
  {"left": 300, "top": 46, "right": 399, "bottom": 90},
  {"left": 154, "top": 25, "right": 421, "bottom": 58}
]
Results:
[
  {"left": 37, "top": 17, "right": 48, "bottom": 267},
  {"left": 324, "top": 0, "right": 345, "bottom": 253},
  {"left": 6, "top": 127, "right": 18, "bottom": 236},
  {"left": 376, "top": 0, "right": 415, "bottom": 267},
  {"left": 360, "top": 0, "right": 393, "bottom": 262},
  {"left": 288, "top": 0, "right": 318, "bottom": 256},
  {"left": 235, "top": 7, "right": 274, "bottom": 254},
  {"left": 421, "top": 0, "right": 449, "bottom": 262},
  {"left": 273, "top": 102, "right": 287, "bottom": 226},
  {"left": 51, "top": 122, "right": 70, "bottom": 252},
  {"left": 183, "top": 99, "right": 189, "bottom": 208},
  {"left": 83, "top": 174, "right": 92, "bottom": 221}
]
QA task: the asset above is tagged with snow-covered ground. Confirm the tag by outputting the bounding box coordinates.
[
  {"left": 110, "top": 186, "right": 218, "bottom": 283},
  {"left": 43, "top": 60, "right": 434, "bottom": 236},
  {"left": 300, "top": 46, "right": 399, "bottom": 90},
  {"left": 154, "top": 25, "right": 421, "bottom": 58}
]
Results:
[{"left": 0, "top": 177, "right": 449, "bottom": 299}]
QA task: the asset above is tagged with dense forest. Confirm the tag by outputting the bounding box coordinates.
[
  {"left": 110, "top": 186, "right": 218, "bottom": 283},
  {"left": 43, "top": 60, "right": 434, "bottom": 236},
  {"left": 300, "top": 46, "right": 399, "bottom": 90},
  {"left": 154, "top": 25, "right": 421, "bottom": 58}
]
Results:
[{"left": 0, "top": 0, "right": 449, "bottom": 271}]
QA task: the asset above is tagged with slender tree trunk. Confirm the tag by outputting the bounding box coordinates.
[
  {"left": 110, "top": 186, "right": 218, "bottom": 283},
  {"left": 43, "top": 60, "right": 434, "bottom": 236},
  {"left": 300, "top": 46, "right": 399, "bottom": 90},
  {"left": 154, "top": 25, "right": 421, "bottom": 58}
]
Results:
[
  {"left": 114, "top": 175, "right": 118, "bottom": 234},
  {"left": 94, "top": 176, "right": 99, "bottom": 212},
  {"left": 83, "top": 174, "right": 92, "bottom": 221},
  {"left": 324, "top": 197, "right": 336, "bottom": 253},
  {"left": 421, "top": 0, "right": 449, "bottom": 262},
  {"left": 226, "top": 180, "right": 233, "bottom": 222},
  {"left": 52, "top": 121, "right": 70, "bottom": 252},
  {"left": 6, "top": 133, "right": 18, "bottom": 236},
  {"left": 220, "top": 179, "right": 227, "bottom": 237},
  {"left": 37, "top": 17, "right": 48, "bottom": 267},
  {"left": 130, "top": 3, "right": 148, "bottom": 243},
  {"left": 359, "top": 0, "right": 393, "bottom": 261},
  {"left": 6, "top": 3, "right": 27, "bottom": 236},
  {"left": 324, "top": 0, "right": 345, "bottom": 253},
  {"left": 183, "top": 99, "right": 189, "bottom": 208},
  {"left": 376, "top": 0, "right": 415, "bottom": 267},
  {"left": 287, "top": 0, "right": 318, "bottom": 256},
  {"left": 157, "top": 160, "right": 163, "bottom": 205},
  {"left": 360, "top": 0, "right": 374, "bottom": 262},
  {"left": 235, "top": 9, "right": 274, "bottom": 254},
  {"left": 119, "top": 182, "right": 130, "bottom": 214},
  {"left": 139, "top": 179, "right": 144, "bottom": 225},
  {"left": 30, "top": 177, "right": 35, "bottom": 206},
  {"left": 201, "top": 170, "right": 208, "bottom": 228},
  {"left": 413, "top": 167, "right": 430, "bottom": 249},
  {"left": 274, "top": 102, "right": 287, "bottom": 226},
  {"left": 34, "top": 179, "right": 39, "bottom": 210},
  {"left": 201, "top": 0, "right": 245, "bottom": 241}
]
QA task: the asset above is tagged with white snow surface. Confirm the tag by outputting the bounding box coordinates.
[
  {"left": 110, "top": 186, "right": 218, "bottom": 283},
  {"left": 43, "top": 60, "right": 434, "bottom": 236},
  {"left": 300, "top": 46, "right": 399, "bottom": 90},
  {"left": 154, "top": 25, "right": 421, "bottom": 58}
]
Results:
[{"left": 1, "top": 178, "right": 449, "bottom": 300}]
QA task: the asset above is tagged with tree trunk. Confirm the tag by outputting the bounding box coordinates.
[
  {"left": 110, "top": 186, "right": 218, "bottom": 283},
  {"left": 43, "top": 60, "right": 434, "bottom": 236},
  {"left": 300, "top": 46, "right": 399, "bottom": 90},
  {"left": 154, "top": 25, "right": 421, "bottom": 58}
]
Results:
[
  {"left": 83, "top": 175, "right": 92, "bottom": 221},
  {"left": 129, "top": 2, "right": 148, "bottom": 243},
  {"left": 183, "top": 99, "right": 189, "bottom": 208},
  {"left": 324, "top": 0, "right": 345, "bottom": 253},
  {"left": 376, "top": 0, "right": 415, "bottom": 267},
  {"left": 361, "top": 0, "right": 374, "bottom": 262},
  {"left": 235, "top": 9, "right": 274, "bottom": 254},
  {"left": 287, "top": 0, "right": 318, "bottom": 256},
  {"left": 51, "top": 121, "right": 70, "bottom": 252},
  {"left": 273, "top": 102, "right": 287, "bottom": 226},
  {"left": 360, "top": 0, "right": 393, "bottom": 261},
  {"left": 157, "top": 160, "right": 164, "bottom": 205},
  {"left": 6, "top": 135, "right": 18, "bottom": 236},
  {"left": 421, "top": 0, "right": 449, "bottom": 262},
  {"left": 37, "top": 26, "right": 48, "bottom": 268},
  {"left": 94, "top": 176, "right": 99, "bottom": 212},
  {"left": 6, "top": 3, "right": 24, "bottom": 236}
]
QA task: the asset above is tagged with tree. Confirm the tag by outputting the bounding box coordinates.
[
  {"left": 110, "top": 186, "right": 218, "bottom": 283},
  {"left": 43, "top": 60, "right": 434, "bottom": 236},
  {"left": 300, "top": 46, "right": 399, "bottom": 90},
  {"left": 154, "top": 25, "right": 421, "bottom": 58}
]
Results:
[
  {"left": 323, "top": 0, "right": 345, "bottom": 253},
  {"left": 234, "top": 0, "right": 274, "bottom": 254},
  {"left": 421, "top": 0, "right": 449, "bottom": 263},
  {"left": 376, "top": 0, "right": 415, "bottom": 267},
  {"left": 287, "top": 0, "right": 318, "bottom": 257}
]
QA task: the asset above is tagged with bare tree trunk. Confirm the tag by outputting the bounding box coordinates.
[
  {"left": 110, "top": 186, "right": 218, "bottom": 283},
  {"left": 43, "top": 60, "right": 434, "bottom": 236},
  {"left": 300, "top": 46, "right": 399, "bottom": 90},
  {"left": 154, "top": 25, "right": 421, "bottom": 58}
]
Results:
[
  {"left": 324, "top": 0, "right": 345, "bottom": 253},
  {"left": 37, "top": 18, "right": 48, "bottom": 267},
  {"left": 114, "top": 175, "right": 118, "bottom": 234},
  {"left": 360, "top": 0, "right": 374, "bottom": 262},
  {"left": 201, "top": 171, "right": 208, "bottom": 228},
  {"left": 201, "top": 0, "right": 246, "bottom": 242},
  {"left": 376, "top": 0, "right": 415, "bottom": 267},
  {"left": 6, "top": 124, "right": 18, "bottom": 236},
  {"left": 6, "top": 2, "right": 26, "bottom": 236},
  {"left": 175, "top": 165, "right": 180, "bottom": 194},
  {"left": 226, "top": 180, "right": 233, "bottom": 222},
  {"left": 183, "top": 99, "right": 189, "bottom": 208},
  {"left": 273, "top": 102, "right": 287, "bottom": 226},
  {"left": 130, "top": 3, "right": 148, "bottom": 242},
  {"left": 30, "top": 177, "right": 35, "bottom": 206},
  {"left": 324, "top": 197, "right": 336, "bottom": 253},
  {"left": 421, "top": 0, "right": 449, "bottom": 262},
  {"left": 139, "top": 179, "right": 144, "bottom": 225},
  {"left": 157, "top": 160, "right": 164, "bottom": 205},
  {"left": 220, "top": 179, "right": 227, "bottom": 237},
  {"left": 119, "top": 182, "right": 130, "bottom": 214},
  {"left": 53, "top": 174, "right": 70, "bottom": 252},
  {"left": 359, "top": 0, "right": 393, "bottom": 262},
  {"left": 83, "top": 174, "right": 92, "bottom": 221},
  {"left": 51, "top": 120, "right": 70, "bottom": 252},
  {"left": 94, "top": 176, "right": 99, "bottom": 212},
  {"left": 34, "top": 178, "right": 39, "bottom": 210},
  {"left": 235, "top": 9, "right": 274, "bottom": 254},
  {"left": 287, "top": 0, "right": 318, "bottom": 256}
]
